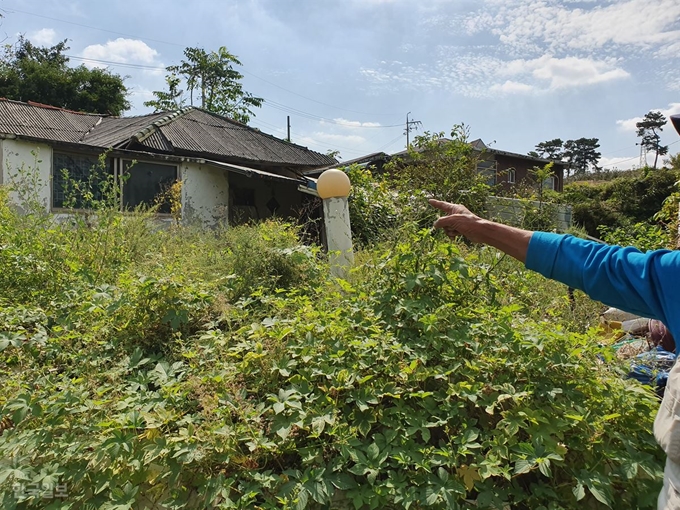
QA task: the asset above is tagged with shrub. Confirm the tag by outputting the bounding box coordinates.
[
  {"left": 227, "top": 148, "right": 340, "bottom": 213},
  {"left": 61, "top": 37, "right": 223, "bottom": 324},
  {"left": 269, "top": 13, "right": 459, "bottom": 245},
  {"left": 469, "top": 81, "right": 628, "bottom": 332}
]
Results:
[
  {"left": 0, "top": 219, "right": 663, "bottom": 509},
  {"left": 347, "top": 125, "right": 493, "bottom": 247},
  {"left": 562, "top": 169, "right": 680, "bottom": 237}
]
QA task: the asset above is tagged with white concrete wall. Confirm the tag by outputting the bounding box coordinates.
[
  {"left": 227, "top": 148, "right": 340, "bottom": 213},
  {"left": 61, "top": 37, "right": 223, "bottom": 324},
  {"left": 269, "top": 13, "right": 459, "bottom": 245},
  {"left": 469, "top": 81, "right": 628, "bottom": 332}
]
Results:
[
  {"left": 0, "top": 141, "right": 232, "bottom": 229},
  {"left": 181, "top": 162, "right": 229, "bottom": 228},
  {"left": 0, "top": 139, "right": 52, "bottom": 213}
]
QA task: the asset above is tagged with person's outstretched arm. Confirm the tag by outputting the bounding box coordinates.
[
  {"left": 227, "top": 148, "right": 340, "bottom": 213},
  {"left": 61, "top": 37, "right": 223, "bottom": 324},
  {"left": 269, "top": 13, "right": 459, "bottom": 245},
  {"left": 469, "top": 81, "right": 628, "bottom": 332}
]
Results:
[
  {"left": 429, "top": 199, "right": 680, "bottom": 340},
  {"left": 429, "top": 199, "right": 532, "bottom": 263}
]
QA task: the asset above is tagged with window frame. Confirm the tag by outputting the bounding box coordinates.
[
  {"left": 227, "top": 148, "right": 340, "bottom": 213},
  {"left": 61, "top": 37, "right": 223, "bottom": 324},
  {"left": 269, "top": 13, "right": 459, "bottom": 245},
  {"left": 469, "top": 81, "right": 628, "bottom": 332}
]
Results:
[
  {"left": 51, "top": 150, "right": 113, "bottom": 211},
  {"left": 542, "top": 175, "right": 556, "bottom": 191},
  {"left": 120, "top": 159, "right": 179, "bottom": 214},
  {"left": 476, "top": 159, "right": 497, "bottom": 186},
  {"left": 51, "top": 152, "right": 179, "bottom": 215}
]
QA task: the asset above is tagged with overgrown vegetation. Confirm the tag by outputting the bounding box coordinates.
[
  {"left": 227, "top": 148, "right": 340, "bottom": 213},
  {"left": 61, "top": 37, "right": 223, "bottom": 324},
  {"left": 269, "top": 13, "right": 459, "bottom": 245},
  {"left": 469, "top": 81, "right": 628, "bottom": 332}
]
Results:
[
  {"left": 347, "top": 126, "right": 493, "bottom": 247},
  {"left": 0, "top": 158, "right": 665, "bottom": 509},
  {"left": 559, "top": 168, "right": 680, "bottom": 244}
]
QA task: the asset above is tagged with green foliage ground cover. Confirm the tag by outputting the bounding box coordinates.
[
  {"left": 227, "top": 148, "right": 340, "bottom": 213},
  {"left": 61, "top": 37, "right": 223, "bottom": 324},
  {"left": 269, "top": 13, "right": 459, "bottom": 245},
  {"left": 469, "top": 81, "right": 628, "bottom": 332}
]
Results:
[
  {"left": 0, "top": 184, "right": 665, "bottom": 509},
  {"left": 560, "top": 169, "right": 680, "bottom": 242}
]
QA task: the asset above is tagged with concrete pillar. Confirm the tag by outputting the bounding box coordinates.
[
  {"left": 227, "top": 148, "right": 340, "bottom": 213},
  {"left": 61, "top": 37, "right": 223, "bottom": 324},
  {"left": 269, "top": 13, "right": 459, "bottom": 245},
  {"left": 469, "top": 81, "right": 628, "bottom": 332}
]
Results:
[
  {"left": 317, "top": 169, "right": 353, "bottom": 279},
  {"left": 323, "top": 196, "right": 354, "bottom": 278}
]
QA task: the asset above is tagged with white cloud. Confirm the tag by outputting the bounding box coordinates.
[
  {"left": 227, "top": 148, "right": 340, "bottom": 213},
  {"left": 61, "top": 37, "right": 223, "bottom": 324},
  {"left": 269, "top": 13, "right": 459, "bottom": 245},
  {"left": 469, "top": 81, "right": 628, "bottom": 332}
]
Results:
[
  {"left": 327, "top": 118, "right": 382, "bottom": 128},
  {"left": 503, "top": 55, "right": 630, "bottom": 89},
  {"left": 307, "top": 132, "right": 367, "bottom": 145},
  {"left": 29, "top": 28, "right": 57, "bottom": 46},
  {"left": 616, "top": 103, "right": 680, "bottom": 132},
  {"left": 81, "top": 38, "right": 162, "bottom": 70},
  {"left": 489, "top": 80, "right": 535, "bottom": 94},
  {"left": 657, "top": 40, "right": 680, "bottom": 58},
  {"left": 362, "top": 53, "right": 628, "bottom": 97},
  {"left": 469, "top": 0, "right": 680, "bottom": 54}
]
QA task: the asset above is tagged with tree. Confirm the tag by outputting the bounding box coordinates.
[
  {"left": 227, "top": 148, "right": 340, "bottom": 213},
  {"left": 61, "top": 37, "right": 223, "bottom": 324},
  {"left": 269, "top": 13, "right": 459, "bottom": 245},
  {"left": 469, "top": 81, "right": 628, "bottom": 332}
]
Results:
[
  {"left": 0, "top": 36, "right": 130, "bottom": 115},
  {"left": 636, "top": 110, "right": 668, "bottom": 169},
  {"left": 385, "top": 124, "right": 491, "bottom": 214},
  {"left": 563, "top": 138, "right": 601, "bottom": 175},
  {"left": 145, "top": 46, "right": 263, "bottom": 124},
  {"left": 533, "top": 139, "right": 564, "bottom": 160},
  {"left": 144, "top": 73, "right": 185, "bottom": 111}
]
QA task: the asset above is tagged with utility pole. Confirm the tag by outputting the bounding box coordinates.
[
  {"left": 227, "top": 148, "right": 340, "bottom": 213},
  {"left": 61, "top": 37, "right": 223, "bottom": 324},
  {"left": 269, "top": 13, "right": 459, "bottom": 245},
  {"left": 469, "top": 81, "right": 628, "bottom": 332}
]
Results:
[
  {"left": 637, "top": 142, "right": 647, "bottom": 168},
  {"left": 405, "top": 112, "right": 422, "bottom": 149},
  {"left": 287, "top": 116, "right": 291, "bottom": 142}
]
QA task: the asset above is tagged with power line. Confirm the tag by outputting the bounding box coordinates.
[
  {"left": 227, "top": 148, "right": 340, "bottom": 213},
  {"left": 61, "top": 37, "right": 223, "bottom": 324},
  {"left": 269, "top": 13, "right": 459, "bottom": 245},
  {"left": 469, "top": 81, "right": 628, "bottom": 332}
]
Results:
[
  {"left": 64, "top": 54, "right": 402, "bottom": 129},
  {"left": 10, "top": 6, "right": 400, "bottom": 117},
  {"left": 600, "top": 140, "right": 680, "bottom": 169},
  {"left": 600, "top": 144, "right": 640, "bottom": 157},
  {"left": 67, "top": 53, "right": 390, "bottom": 155},
  {"left": 239, "top": 69, "right": 400, "bottom": 117},
  {"left": 66, "top": 54, "right": 166, "bottom": 71},
  {"left": 250, "top": 116, "right": 394, "bottom": 157},
  {"left": 376, "top": 133, "right": 405, "bottom": 153},
  {"left": 248, "top": 119, "right": 370, "bottom": 157},
  {"left": 5, "top": 7, "right": 183, "bottom": 48},
  {"left": 263, "top": 99, "right": 402, "bottom": 128},
  {"left": 600, "top": 138, "right": 678, "bottom": 159},
  {"left": 600, "top": 155, "right": 641, "bottom": 169}
]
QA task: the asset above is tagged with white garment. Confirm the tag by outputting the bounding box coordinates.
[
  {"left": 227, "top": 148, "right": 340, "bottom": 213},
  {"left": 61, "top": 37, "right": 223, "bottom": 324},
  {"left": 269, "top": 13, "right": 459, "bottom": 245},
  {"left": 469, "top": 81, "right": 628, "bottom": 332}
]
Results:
[{"left": 655, "top": 361, "right": 680, "bottom": 510}]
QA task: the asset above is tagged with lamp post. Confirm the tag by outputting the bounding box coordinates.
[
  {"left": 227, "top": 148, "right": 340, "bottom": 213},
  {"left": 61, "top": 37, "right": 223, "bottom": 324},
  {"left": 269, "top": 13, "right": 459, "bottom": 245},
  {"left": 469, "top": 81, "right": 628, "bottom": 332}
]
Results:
[{"left": 317, "top": 169, "right": 353, "bottom": 279}]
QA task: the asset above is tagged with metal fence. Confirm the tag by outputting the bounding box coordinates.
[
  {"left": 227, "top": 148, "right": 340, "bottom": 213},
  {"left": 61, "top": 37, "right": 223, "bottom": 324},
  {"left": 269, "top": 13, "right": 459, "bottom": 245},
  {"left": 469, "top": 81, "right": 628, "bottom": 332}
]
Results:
[{"left": 486, "top": 196, "right": 573, "bottom": 232}]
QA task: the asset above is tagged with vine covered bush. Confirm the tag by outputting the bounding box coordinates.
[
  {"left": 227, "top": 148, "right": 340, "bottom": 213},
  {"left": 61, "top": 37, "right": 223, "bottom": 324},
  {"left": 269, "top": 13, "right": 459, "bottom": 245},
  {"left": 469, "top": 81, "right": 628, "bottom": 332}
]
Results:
[
  {"left": 347, "top": 125, "right": 493, "bottom": 247},
  {"left": 0, "top": 183, "right": 664, "bottom": 509},
  {"left": 561, "top": 169, "right": 680, "bottom": 238}
]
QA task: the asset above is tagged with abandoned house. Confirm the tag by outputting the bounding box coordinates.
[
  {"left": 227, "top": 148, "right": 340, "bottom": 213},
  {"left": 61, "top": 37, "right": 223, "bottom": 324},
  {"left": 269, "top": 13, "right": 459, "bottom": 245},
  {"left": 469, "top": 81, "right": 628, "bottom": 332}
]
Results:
[{"left": 0, "top": 99, "right": 335, "bottom": 227}]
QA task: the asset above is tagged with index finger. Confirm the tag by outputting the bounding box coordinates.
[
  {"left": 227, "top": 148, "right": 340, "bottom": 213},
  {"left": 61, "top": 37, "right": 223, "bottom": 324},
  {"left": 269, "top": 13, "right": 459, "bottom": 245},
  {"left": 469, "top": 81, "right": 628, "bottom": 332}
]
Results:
[{"left": 428, "top": 199, "right": 452, "bottom": 211}]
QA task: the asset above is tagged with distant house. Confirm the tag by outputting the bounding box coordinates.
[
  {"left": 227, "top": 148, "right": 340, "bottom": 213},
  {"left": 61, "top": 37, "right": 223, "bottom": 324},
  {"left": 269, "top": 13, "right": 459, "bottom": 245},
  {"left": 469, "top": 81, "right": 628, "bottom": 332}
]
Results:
[
  {"left": 469, "top": 139, "right": 566, "bottom": 193},
  {"left": 0, "top": 99, "right": 335, "bottom": 226},
  {"left": 305, "top": 139, "right": 567, "bottom": 193}
]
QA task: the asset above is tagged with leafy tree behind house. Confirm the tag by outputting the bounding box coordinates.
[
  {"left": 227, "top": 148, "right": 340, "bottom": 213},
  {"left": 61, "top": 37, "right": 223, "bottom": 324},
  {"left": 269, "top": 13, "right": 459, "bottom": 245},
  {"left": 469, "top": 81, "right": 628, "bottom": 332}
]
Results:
[
  {"left": 533, "top": 138, "right": 564, "bottom": 160},
  {"left": 0, "top": 36, "right": 130, "bottom": 115},
  {"left": 145, "top": 46, "right": 263, "bottom": 124},
  {"left": 636, "top": 110, "right": 669, "bottom": 169},
  {"left": 347, "top": 125, "right": 492, "bottom": 246},
  {"left": 563, "top": 137, "right": 601, "bottom": 175},
  {"left": 529, "top": 137, "right": 601, "bottom": 176}
]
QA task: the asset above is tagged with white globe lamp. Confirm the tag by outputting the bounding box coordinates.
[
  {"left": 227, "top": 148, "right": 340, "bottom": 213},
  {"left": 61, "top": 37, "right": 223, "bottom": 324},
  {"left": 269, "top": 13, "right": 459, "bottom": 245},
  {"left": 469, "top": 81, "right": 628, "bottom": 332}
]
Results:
[{"left": 317, "top": 169, "right": 351, "bottom": 199}]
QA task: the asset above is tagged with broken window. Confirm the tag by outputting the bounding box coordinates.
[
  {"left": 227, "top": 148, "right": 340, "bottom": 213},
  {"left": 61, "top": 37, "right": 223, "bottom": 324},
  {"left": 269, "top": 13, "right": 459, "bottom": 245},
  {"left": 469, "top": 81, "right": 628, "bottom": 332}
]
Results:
[{"left": 122, "top": 160, "right": 178, "bottom": 213}]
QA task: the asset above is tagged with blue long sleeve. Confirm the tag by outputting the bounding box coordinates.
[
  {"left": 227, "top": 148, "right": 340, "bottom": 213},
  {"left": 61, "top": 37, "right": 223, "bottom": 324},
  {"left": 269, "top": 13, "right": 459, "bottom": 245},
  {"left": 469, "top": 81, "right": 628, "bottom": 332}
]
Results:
[{"left": 525, "top": 232, "right": 680, "bottom": 349}]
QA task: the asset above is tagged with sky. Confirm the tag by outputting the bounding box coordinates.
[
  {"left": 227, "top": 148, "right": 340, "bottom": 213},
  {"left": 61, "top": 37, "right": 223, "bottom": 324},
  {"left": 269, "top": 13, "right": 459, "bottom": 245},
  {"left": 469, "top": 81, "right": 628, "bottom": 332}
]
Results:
[{"left": 3, "top": 0, "right": 680, "bottom": 169}]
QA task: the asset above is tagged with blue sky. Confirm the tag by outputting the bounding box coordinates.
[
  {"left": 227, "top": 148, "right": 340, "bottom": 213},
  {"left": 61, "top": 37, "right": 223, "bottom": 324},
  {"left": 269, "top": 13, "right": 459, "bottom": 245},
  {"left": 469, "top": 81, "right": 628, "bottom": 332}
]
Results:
[{"left": 4, "top": 0, "right": 680, "bottom": 169}]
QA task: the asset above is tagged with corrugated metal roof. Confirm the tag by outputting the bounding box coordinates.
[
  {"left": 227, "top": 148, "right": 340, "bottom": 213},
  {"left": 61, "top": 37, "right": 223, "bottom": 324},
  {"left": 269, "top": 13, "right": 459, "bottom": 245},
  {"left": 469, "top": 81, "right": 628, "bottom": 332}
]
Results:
[
  {"left": 0, "top": 100, "right": 335, "bottom": 169},
  {"left": 81, "top": 113, "right": 168, "bottom": 147},
  {"left": 0, "top": 99, "right": 100, "bottom": 143},
  {"left": 144, "top": 109, "right": 334, "bottom": 167},
  {"left": 140, "top": 129, "right": 174, "bottom": 152}
]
